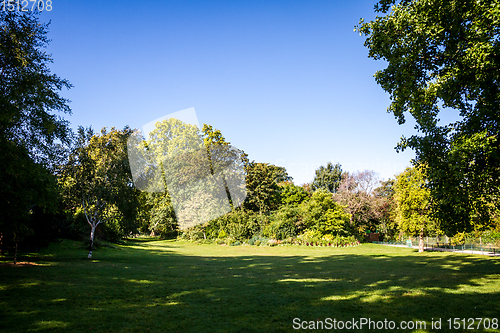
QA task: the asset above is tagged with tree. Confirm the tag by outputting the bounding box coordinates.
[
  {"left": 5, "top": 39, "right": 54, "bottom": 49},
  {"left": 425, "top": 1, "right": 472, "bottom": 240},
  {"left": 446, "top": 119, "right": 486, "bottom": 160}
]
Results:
[
  {"left": 333, "top": 170, "right": 383, "bottom": 235},
  {"left": 243, "top": 162, "right": 283, "bottom": 215},
  {"left": 357, "top": 0, "right": 500, "bottom": 233},
  {"left": 394, "top": 166, "right": 439, "bottom": 252},
  {"left": 300, "top": 189, "right": 350, "bottom": 236},
  {"left": 0, "top": 11, "right": 71, "bottom": 261},
  {"left": 202, "top": 124, "right": 248, "bottom": 210},
  {"left": 374, "top": 179, "right": 398, "bottom": 240},
  {"left": 279, "top": 182, "right": 309, "bottom": 206},
  {"left": 268, "top": 165, "right": 293, "bottom": 183},
  {"left": 311, "top": 162, "right": 343, "bottom": 193},
  {"left": 61, "top": 127, "right": 139, "bottom": 258},
  {"left": 128, "top": 120, "right": 246, "bottom": 233}
]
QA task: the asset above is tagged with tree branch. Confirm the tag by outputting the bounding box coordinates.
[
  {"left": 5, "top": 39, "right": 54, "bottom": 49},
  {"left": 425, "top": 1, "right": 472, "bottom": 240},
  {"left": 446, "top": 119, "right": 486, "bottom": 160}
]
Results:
[{"left": 82, "top": 198, "right": 92, "bottom": 227}]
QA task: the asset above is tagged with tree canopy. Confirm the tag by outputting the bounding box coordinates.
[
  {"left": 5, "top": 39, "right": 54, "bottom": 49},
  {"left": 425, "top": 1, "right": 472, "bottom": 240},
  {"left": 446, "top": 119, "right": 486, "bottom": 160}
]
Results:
[
  {"left": 394, "top": 166, "right": 440, "bottom": 251},
  {"left": 311, "top": 162, "right": 343, "bottom": 193},
  {"left": 60, "top": 127, "right": 139, "bottom": 257},
  {"left": 357, "top": 0, "right": 500, "bottom": 233},
  {"left": 0, "top": 11, "right": 71, "bottom": 258}
]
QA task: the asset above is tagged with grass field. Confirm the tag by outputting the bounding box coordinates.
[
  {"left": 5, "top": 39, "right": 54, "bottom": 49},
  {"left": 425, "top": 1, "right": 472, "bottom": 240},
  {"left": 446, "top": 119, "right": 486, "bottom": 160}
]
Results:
[{"left": 1, "top": 239, "right": 499, "bottom": 332}]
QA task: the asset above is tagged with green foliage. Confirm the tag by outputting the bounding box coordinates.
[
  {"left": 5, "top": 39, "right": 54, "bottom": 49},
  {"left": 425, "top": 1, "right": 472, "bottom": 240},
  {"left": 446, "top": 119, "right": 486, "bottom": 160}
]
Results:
[
  {"left": 311, "top": 162, "right": 343, "bottom": 193},
  {"left": 244, "top": 162, "right": 282, "bottom": 213},
  {"left": 373, "top": 178, "right": 398, "bottom": 240},
  {"left": 296, "top": 231, "right": 358, "bottom": 246},
  {"left": 357, "top": 0, "right": 500, "bottom": 233},
  {"left": 189, "top": 209, "right": 262, "bottom": 242},
  {"left": 264, "top": 206, "right": 299, "bottom": 240},
  {"left": 296, "top": 230, "right": 323, "bottom": 244},
  {"left": 394, "top": 166, "right": 439, "bottom": 237},
  {"left": 267, "top": 165, "right": 293, "bottom": 183},
  {"left": 374, "top": 179, "right": 395, "bottom": 199},
  {"left": 279, "top": 182, "right": 309, "bottom": 206},
  {"left": 147, "top": 192, "right": 177, "bottom": 239},
  {"left": 0, "top": 10, "right": 72, "bottom": 255},
  {"left": 178, "top": 224, "right": 206, "bottom": 241},
  {"left": 300, "top": 190, "right": 350, "bottom": 236},
  {"left": 248, "top": 235, "right": 269, "bottom": 246},
  {"left": 60, "top": 127, "right": 140, "bottom": 244}
]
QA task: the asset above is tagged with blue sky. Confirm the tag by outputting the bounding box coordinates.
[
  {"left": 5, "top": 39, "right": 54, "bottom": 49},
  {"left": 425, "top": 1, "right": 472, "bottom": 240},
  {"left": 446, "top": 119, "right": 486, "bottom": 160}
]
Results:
[{"left": 40, "top": 0, "right": 418, "bottom": 185}]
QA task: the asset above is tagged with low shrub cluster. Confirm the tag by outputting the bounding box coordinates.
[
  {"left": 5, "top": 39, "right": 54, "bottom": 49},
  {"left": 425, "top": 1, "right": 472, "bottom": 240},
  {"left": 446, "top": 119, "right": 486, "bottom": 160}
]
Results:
[{"left": 178, "top": 190, "right": 363, "bottom": 247}]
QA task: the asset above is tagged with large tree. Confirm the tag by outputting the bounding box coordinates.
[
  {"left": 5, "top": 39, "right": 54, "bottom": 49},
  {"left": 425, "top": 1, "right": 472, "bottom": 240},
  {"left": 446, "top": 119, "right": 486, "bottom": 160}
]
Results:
[
  {"left": 357, "top": 0, "right": 500, "bottom": 234},
  {"left": 128, "top": 120, "right": 246, "bottom": 234},
  {"left": 244, "top": 163, "right": 285, "bottom": 214},
  {"left": 61, "top": 127, "right": 139, "bottom": 258},
  {"left": 0, "top": 11, "right": 71, "bottom": 261},
  {"left": 394, "top": 166, "right": 440, "bottom": 252}
]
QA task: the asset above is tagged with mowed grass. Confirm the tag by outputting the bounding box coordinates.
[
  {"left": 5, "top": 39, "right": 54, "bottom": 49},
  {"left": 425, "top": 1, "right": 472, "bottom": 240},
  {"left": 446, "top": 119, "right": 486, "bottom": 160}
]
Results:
[{"left": 0, "top": 239, "right": 499, "bottom": 333}]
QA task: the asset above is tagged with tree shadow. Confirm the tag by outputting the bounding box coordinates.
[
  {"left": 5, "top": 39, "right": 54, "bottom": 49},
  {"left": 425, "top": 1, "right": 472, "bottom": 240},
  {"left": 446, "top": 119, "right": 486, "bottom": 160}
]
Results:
[{"left": 0, "top": 242, "right": 499, "bottom": 332}]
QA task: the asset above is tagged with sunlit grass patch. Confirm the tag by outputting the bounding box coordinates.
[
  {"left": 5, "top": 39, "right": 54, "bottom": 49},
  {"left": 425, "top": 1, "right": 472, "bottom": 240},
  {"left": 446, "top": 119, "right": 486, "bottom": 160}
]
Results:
[{"left": 0, "top": 239, "right": 499, "bottom": 333}]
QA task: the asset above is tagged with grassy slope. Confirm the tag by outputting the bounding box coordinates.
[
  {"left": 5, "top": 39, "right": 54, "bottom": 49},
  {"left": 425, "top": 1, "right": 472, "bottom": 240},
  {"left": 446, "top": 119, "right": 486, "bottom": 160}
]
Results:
[{"left": 0, "top": 239, "right": 499, "bottom": 333}]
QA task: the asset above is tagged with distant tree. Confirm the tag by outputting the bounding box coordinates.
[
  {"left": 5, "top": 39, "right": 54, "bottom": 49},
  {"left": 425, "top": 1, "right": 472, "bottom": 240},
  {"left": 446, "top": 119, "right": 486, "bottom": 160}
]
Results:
[
  {"left": 243, "top": 162, "right": 282, "bottom": 215},
  {"left": 357, "top": 0, "right": 500, "bottom": 233},
  {"left": 268, "top": 165, "right": 293, "bottom": 183},
  {"left": 147, "top": 192, "right": 177, "bottom": 238},
  {"left": 374, "top": 179, "right": 398, "bottom": 240},
  {"left": 301, "top": 190, "right": 350, "bottom": 236},
  {"left": 311, "top": 162, "right": 343, "bottom": 193},
  {"left": 61, "top": 127, "right": 139, "bottom": 258},
  {"left": 0, "top": 11, "right": 72, "bottom": 262},
  {"left": 333, "top": 170, "right": 382, "bottom": 235},
  {"left": 374, "top": 179, "right": 395, "bottom": 199},
  {"left": 202, "top": 123, "right": 248, "bottom": 210},
  {"left": 394, "top": 166, "right": 439, "bottom": 252},
  {"left": 136, "top": 118, "right": 202, "bottom": 233}
]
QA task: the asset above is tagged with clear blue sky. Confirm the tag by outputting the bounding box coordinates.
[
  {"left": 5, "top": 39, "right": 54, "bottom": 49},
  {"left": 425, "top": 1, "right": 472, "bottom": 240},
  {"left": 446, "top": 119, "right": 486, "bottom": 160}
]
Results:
[{"left": 40, "top": 0, "right": 418, "bottom": 185}]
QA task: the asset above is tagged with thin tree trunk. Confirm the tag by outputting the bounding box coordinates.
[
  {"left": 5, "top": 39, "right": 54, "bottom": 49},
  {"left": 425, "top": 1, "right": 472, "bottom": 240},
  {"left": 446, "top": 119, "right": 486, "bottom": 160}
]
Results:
[
  {"left": 419, "top": 228, "right": 424, "bottom": 253},
  {"left": 14, "top": 241, "right": 18, "bottom": 265},
  {"left": 88, "top": 225, "right": 96, "bottom": 259}
]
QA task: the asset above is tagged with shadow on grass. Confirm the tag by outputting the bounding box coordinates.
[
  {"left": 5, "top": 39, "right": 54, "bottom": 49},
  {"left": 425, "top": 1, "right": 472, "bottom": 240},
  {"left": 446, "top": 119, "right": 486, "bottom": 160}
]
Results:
[{"left": 0, "top": 241, "right": 499, "bottom": 333}]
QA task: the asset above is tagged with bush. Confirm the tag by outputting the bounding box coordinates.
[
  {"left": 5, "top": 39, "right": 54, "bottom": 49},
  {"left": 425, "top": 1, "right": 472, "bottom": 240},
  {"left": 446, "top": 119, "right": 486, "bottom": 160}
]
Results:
[
  {"left": 179, "top": 224, "right": 205, "bottom": 241},
  {"left": 248, "top": 235, "right": 269, "bottom": 246},
  {"left": 267, "top": 205, "right": 301, "bottom": 239},
  {"left": 206, "top": 209, "right": 263, "bottom": 241},
  {"left": 297, "top": 230, "right": 323, "bottom": 244},
  {"left": 264, "top": 207, "right": 299, "bottom": 240},
  {"left": 279, "top": 183, "right": 309, "bottom": 206},
  {"left": 300, "top": 190, "right": 350, "bottom": 235},
  {"left": 297, "top": 231, "right": 358, "bottom": 247}
]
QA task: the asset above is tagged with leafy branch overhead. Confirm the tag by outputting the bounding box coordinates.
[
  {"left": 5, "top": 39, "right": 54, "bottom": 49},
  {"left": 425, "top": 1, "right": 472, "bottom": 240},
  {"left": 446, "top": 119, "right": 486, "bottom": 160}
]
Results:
[{"left": 357, "top": 0, "right": 500, "bottom": 233}]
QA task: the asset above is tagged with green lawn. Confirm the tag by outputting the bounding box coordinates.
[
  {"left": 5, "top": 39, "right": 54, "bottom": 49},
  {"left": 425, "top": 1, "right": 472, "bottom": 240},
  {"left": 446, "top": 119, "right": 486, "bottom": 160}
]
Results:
[{"left": 0, "top": 239, "right": 499, "bottom": 332}]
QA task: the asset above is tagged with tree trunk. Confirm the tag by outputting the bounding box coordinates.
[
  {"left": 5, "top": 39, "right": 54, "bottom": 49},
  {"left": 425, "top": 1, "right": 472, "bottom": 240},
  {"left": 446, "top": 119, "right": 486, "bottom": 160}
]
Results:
[
  {"left": 14, "top": 241, "right": 18, "bottom": 265},
  {"left": 88, "top": 225, "right": 95, "bottom": 259},
  {"left": 419, "top": 228, "right": 424, "bottom": 253}
]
